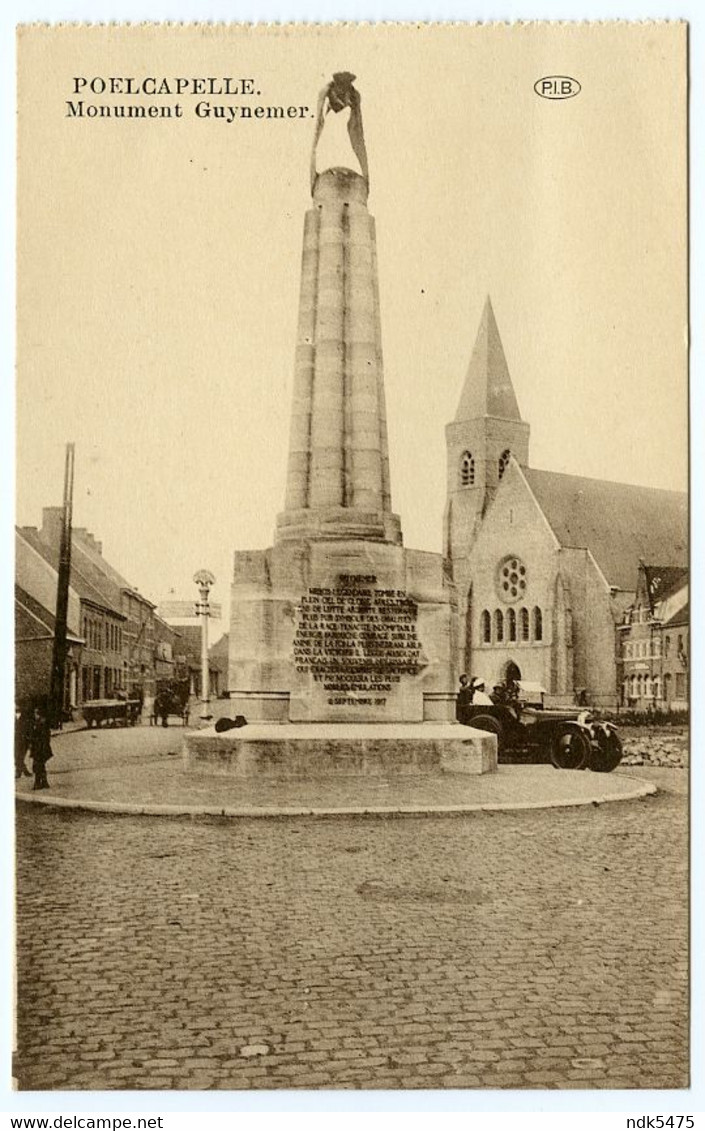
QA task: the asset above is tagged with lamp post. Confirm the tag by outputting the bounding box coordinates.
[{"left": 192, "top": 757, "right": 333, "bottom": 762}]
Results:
[{"left": 193, "top": 570, "right": 215, "bottom": 719}]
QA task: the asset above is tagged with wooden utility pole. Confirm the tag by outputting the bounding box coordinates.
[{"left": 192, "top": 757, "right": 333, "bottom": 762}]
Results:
[{"left": 49, "top": 443, "right": 75, "bottom": 727}]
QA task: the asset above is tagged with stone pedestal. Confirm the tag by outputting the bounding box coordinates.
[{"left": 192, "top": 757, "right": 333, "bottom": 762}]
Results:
[
  {"left": 228, "top": 538, "right": 458, "bottom": 725},
  {"left": 185, "top": 722, "right": 496, "bottom": 778}
]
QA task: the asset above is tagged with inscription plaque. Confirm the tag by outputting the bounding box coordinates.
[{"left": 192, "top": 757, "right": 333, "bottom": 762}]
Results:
[{"left": 292, "top": 574, "right": 421, "bottom": 706}]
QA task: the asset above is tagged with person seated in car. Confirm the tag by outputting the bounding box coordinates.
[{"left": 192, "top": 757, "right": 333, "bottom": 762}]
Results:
[{"left": 469, "top": 677, "right": 494, "bottom": 706}]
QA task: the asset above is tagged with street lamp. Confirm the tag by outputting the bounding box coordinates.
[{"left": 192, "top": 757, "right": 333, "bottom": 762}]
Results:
[{"left": 193, "top": 569, "right": 215, "bottom": 719}]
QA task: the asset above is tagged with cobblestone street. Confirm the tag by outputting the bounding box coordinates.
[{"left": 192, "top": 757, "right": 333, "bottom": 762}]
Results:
[{"left": 15, "top": 757, "right": 688, "bottom": 1092}]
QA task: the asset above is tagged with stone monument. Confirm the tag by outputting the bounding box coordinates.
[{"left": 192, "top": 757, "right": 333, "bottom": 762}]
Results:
[{"left": 185, "top": 73, "right": 496, "bottom": 777}]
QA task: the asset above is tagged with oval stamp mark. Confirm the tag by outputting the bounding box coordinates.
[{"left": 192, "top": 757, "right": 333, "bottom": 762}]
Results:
[{"left": 534, "top": 76, "right": 581, "bottom": 99}]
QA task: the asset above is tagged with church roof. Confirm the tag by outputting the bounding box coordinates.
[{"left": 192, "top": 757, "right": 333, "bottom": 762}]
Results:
[
  {"left": 663, "top": 601, "right": 689, "bottom": 629},
  {"left": 523, "top": 468, "right": 688, "bottom": 591},
  {"left": 454, "top": 296, "right": 523, "bottom": 423},
  {"left": 643, "top": 565, "right": 688, "bottom": 606}
]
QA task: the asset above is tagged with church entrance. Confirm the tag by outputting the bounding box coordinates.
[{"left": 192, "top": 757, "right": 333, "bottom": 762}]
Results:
[{"left": 503, "top": 660, "right": 521, "bottom": 683}]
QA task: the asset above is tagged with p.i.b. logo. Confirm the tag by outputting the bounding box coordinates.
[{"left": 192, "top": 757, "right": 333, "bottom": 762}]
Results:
[{"left": 534, "top": 76, "right": 581, "bottom": 100}]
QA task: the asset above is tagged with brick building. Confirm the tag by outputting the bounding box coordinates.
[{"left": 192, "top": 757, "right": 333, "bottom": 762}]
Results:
[
  {"left": 444, "top": 298, "right": 688, "bottom": 707},
  {"left": 18, "top": 508, "right": 164, "bottom": 705},
  {"left": 17, "top": 525, "right": 126, "bottom": 706},
  {"left": 15, "top": 529, "right": 84, "bottom": 709},
  {"left": 153, "top": 613, "right": 186, "bottom": 684},
  {"left": 617, "top": 564, "right": 688, "bottom": 709}
]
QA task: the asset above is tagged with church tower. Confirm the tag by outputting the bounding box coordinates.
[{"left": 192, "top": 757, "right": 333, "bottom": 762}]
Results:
[{"left": 444, "top": 297, "right": 530, "bottom": 563}]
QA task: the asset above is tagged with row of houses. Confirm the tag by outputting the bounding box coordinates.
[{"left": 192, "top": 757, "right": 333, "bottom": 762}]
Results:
[
  {"left": 15, "top": 506, "right": 226, "bottom": 717},
  {"left": 617, "top": 563, "right": 689, "bottom": 711}
]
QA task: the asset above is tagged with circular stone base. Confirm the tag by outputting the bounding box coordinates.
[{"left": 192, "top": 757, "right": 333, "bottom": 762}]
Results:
[{"left": 16, "top": 756, "right": 657, "bottom": 819}]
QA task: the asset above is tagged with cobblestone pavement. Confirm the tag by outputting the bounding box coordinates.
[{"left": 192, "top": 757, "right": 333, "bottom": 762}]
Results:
[{"left": 15, "top": 780, "right": 687, "bottom": 1092}]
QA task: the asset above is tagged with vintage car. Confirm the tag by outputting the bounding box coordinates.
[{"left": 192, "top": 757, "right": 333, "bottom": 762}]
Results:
[{"left": 462, "top": 682, "right": 623, "bottom": 772}]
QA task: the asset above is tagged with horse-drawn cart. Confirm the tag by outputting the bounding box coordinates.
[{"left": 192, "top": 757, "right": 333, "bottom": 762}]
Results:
[{"left": 82, "top": 699, "right": 141, "bottom": 728}]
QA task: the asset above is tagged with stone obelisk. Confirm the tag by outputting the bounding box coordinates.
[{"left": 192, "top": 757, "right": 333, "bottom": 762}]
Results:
[
  {"left": 187, "top": 74, "right": 495, "bottom": 775},
  {"left": 276, "top": 161, "right": 400, "bottom": 545}
]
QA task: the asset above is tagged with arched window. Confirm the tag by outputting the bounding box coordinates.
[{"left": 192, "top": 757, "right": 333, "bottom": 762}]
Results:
[
  {"left": 494, "top": 609, "right": 504, "bottom": 642},
  {"left": 644, "top": 675, "right": 651, "bottom": 699},
  {"left": 636, "top": 674, "right": 643, "bottom": 698},
  {"left": 664, "top": 635, "right": 671, "bottom": 657},
  {"left": 507, "top": 607, "right": 517, "bottom": 642},
  {"left": 460, "top": 451, "right": 475, "bottom": 487},
  {"left": 663, "top": 672, "right": 672, "bottom": 701},
  {"left": 481, "top": 610, "right": 491, "bottom": 644},
  {"left": 520, "top": 607, "right": 529, "bottom": 641},
  {"left": 652, "top": 676, "right": 661, "bottom": 700},
  {"left": 533, "top": 606, "right": 543, "bottom": 642},
  {"left": 498, "top": 449, "right": 511, "bottom": 479},
  {"left": 630, "top": 674, "right": 638, "bottom": 697}
]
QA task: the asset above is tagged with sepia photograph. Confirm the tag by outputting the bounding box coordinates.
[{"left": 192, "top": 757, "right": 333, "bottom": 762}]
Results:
[{"left": 12, "top": 21, "right": 689, "bottom": 1098}]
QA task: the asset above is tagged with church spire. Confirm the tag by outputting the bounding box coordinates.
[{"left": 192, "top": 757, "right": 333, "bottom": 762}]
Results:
[
  {"left": 444, "top": 296, "right": 530, "bottom": 562},
  {"left": 454, "top": 296, "right": 522, "bottom": 423}
]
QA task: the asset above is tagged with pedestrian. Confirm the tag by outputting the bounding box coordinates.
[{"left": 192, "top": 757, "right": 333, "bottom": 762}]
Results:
[
  {"left": 455, "top": 674, "right": 474, "bottom": 724},
  {"left": 29, "top": 704, "right": 53, "bottom": 790},
  {"left": 14, "top": 705, "right": 32, "bottom": 780},
  {"left": 154, "top": 690, "right": 169, "bottom": 728}
]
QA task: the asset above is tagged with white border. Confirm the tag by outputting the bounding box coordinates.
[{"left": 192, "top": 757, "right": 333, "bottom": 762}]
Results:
[{"left": 2, "top": 0, "right": 701, "bottom": 1121}]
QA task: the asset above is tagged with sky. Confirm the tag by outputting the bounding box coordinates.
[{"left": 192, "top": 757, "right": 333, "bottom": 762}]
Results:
[{"left": 16, "top": 23, "right": 688, "bottom": 625}]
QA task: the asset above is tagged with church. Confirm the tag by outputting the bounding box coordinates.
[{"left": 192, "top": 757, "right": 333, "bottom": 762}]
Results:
[{"left": 443, "top": 297, "right": 688, "bottom": 707}]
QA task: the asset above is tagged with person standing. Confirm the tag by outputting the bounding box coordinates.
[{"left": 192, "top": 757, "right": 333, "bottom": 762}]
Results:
[
  {"left": 153, "top": 689, "right": 169, "bottom": 728},
  {"left": 29, "top": 704, "right": 53, "bottom": 790},
  {"left": 455, "top": 674, "right": 474, "bottom": 724},
  {"left": 14, "top": 706, "right": 32, "bottom": 780}
]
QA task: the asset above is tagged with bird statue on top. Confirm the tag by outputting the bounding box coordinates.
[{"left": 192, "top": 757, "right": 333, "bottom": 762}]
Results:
[{"left": 310, "top": 71, "right": 369, "bottom": 194}]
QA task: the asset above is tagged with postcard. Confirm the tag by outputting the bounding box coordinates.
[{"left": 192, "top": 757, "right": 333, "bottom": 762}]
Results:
[{"left": 14, "top": 21, "right": 688, "bottom": 1095}]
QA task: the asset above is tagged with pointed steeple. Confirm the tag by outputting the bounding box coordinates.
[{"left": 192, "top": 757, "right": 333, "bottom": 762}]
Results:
[
  {"left": 444, "top": 295, "right": 530, "bottom": 563},
  {"left": 454, "top": 297, "right": 522, "bottom": 423}
]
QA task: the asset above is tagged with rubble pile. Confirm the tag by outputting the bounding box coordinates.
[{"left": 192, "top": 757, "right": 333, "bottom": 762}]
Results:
[{"left": 619, "top": 727, "right": 689, "bottom": 768}]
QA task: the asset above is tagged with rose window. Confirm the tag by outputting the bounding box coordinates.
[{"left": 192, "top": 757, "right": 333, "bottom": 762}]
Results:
[{"left": 497, "top": 556, "right": 527, "bottom": 603}]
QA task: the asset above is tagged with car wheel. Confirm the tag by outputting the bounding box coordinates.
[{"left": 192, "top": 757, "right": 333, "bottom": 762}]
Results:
[
  {"left": 467, "top": 713, "right": 504, "bottom": 754},
  {"left": 550, "top": 725, "right": 591, "bottom": 770},
  {"left": 589, "top": 730, "right": 624, "bottom": 773}
]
